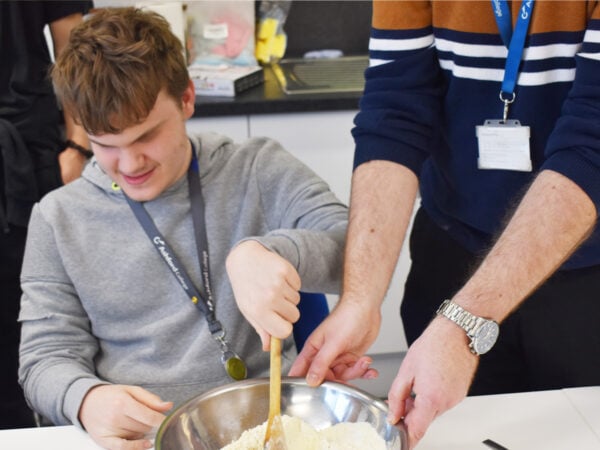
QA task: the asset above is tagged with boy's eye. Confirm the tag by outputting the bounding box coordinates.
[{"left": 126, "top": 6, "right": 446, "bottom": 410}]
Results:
[{"left": 137, "top": 128, "right": 159, "bottom": 144}]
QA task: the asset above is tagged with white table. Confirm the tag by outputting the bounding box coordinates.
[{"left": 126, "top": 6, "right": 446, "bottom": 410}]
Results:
[
  {"left": 1, "top": 387, "right": 599, "bottom": 450},
  {"left": 0, "top": 424, "right": 102, "bottom": 450},
  {"left": 418, "top": 386, "right": 600, "bottom": 450}
]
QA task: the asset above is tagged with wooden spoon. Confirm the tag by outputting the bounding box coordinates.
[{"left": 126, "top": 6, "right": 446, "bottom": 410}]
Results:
[{"left": 263, "top": 336, "right": 287, "bottom": 450}]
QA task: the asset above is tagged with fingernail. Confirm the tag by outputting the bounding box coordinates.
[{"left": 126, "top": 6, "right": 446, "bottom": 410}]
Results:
[
  {"left": 361, "top": 359, "right": 372, "bottom": 369},
  {"left": 307, "top": 372, "right": 319, "bottom": 386},
  {"left": 387, "top": 413, "right": 398, "bottom": 424}
]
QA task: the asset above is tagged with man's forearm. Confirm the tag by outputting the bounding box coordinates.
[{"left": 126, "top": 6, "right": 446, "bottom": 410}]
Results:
[
  {"left": 454, "top": 169, "right": 596, "bottom": 320},
  {"left": 342, "top": 160, "right": 419, "bottom": 307}
]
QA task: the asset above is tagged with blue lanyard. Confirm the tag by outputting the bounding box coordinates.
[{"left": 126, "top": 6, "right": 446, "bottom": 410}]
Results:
[{"left": 491, "top": 0, "right": 534, "bottom": 99}]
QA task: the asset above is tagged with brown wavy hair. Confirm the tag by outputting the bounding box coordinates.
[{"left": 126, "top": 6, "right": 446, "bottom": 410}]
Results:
[{"left": 52, "top": 7, "right": 190, "bottom": 135}]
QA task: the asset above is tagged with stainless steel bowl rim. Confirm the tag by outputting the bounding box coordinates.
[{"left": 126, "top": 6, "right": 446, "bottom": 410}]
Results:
[{"left": 155, "top": 376, "right": 407, "bottom": 450}]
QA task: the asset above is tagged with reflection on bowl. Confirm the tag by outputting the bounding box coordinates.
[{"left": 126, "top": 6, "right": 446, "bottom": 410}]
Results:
[{"left": 155, "top": 377, "right": 407, "bottom": 450}]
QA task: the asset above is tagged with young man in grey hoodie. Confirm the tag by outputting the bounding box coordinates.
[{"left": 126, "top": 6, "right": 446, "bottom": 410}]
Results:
[{"left": 18, "top": 8, "right": 373, "bottom": 450}]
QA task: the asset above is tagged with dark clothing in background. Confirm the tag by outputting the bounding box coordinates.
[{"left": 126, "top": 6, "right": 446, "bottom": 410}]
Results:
[
  {"left": 403, "top": 208, "right": 600, "bottom": 395},
  {"left": 0, "top": 226, "right": 29, "bottom": 427},
  {"left": 0, "top": 0, "right": 92, "bottom": 429}
]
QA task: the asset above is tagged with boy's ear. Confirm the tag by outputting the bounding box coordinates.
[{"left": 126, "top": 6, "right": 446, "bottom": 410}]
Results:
[{"left": 181, "top": 79, "right": 195, "bottom": 119}]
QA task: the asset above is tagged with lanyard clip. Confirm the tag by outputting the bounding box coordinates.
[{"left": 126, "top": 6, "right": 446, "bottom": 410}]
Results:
[
  {"left": 499, "top": 91, "right": 515, "bottom": 123},
  {"left": 212, "top": 329, "right": 248, "bottom": 381}
]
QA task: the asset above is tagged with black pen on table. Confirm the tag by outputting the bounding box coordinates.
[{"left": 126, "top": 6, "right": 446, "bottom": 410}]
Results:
[{"left": 483, "top": 438, "right": 509, "bottom": 450}]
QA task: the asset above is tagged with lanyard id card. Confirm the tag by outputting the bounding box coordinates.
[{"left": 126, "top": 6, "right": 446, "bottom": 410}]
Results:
[
  {"left": 477, "top": 0, "right": 535, "bottom": 173},
  {"left": 476, "top": 119, "right": 531, "bottom": 172}
]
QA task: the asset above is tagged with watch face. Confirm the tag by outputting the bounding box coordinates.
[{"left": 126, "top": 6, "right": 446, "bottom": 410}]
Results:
[{"left": 472, "top": 320, "right": 500, "bottom": 355}]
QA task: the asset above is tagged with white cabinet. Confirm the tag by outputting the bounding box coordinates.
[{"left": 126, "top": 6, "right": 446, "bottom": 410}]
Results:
[
  {"left": 249, "top": 112, "right": 355, "bottom": 204},
  {"left": 187, "top": 111, "right": 410, "bottom": 355},
  {"left": 186, "top": 115, "right": 249, "bottom": 143}
]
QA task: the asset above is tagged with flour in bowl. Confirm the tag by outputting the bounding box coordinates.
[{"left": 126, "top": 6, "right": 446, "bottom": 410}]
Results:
[{"left": 221, "top": 415, "right": 386, "bottom": 450}]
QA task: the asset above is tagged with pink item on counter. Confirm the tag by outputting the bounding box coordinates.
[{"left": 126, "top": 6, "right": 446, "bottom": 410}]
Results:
[{"left": 211, "top": 14, "right": 252, "bottom": 59}]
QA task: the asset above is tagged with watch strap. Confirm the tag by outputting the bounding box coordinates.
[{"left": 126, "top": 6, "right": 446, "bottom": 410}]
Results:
[
  {"left": 437, "top": 299, "right": 480, "bottom": 337},
  {"left": 64, "top": 139, "right": 94, "bottom": 159}
]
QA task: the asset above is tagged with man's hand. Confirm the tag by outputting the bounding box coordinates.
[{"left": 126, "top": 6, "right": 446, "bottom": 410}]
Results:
[
  {"left": 289, "top": 298, "right": 380, "bottom": 385},
  {"left": 387, "top": 317, "right": 478, "bottom": 449},
  {"left": 226, "top": 240, "right": 301, "bottom": 349},
  {"left": 58, "top": 146, "right": 87, "bottom": 184},
  {"left": 51, "top": 11, "right": 91, "bottom": 185},
  {"left": 79, "top": 384, "right": 173, "bottom": 450}
]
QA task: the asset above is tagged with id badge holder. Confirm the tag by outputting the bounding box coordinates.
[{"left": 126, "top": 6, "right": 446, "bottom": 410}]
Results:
[{"left": 476, "top": 119, "right": 532, "bottom": 172}]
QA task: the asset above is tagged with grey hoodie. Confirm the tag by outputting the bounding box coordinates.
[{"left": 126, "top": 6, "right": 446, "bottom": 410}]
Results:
[{"left": 18, "top": 132, "right": 348, "bottom": 426}]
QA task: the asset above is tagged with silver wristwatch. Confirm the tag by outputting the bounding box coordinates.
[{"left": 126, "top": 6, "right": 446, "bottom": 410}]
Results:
[{"left": 436, "top": 299, "right": 499, "bottom": 355}]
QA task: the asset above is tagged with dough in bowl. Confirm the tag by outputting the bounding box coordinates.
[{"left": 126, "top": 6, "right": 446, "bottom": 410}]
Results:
[{"left": 221, "top": 414, "right": 387, "bottom": 450}]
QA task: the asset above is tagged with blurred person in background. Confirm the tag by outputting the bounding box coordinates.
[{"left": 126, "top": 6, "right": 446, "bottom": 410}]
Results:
[{"left": 0, "top": 1, "right": 92, "bottom": 429}]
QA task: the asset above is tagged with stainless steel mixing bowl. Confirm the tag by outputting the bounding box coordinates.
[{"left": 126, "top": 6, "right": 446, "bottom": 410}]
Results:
[{"left": 155, "top": 377, "right": 407, "bottom": 449}]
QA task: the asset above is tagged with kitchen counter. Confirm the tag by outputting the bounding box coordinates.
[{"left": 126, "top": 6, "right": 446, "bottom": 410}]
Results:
[
  {"left": 2, "top": 386, "right": 599, "bottom": 449},
  {"left": 193, "top": 64, "right": 363, "bottom": 118}
]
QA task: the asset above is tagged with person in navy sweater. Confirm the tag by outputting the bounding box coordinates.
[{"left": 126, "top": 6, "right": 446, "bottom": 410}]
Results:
[{"left": 286, "top": 2, "right": 600, "bottom": 448}]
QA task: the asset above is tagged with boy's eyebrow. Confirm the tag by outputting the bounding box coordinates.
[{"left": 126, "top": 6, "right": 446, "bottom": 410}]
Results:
[{"left": 89, "top": 120, "right": 164, "bottom": 147}]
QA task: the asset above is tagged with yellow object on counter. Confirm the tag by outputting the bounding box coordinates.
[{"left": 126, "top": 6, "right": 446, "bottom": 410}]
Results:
[
  {"left": 255, "top": 39, "right": 271, "bottom": 63},
  {"left": 257, "top": 17, "right": 278, "bottom": 40},
  {"left": 272, "top": 33, "right": 286, "bottom": 58},
  {"left": 255, "top": 17, "right": 287, "bottom": 64}
]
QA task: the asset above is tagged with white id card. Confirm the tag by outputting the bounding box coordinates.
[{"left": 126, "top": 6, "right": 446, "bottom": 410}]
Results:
[{"left": 476, "top": 120, "right": 532, "bottom": 172}]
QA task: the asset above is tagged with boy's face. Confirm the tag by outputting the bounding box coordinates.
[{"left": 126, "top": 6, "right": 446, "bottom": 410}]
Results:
[{"left": 88, "top": 81, "right": 195, "bottom": 202}]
